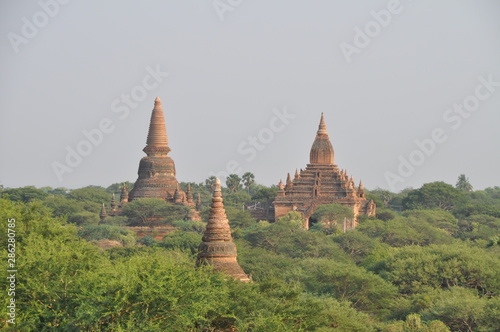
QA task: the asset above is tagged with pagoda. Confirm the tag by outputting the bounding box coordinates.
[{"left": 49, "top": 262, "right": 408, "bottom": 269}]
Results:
[
  {"left": 128, "top": 97, "right": 192, "bottom": 206},
  {"left": 273, "top": 113, "right": 376, "bottom": 229},
  {"left": 197, "top": 178, "right": 250, "bottom": 282}
]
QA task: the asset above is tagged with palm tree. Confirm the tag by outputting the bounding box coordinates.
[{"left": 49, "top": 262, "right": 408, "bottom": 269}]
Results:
[
  {"left": 456, "top": 174, "right": 473, "bottom": 192},
  {"left": 242, "top": 172, "right": 255, "bottom": 194},
  {"left": 205, "top": 176, "right": 217, "bottom": 193},
  {"left": 226, "top": 174, "right": 242, "bottom": 193}
]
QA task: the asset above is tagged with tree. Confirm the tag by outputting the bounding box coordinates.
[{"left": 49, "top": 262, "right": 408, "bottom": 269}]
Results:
[
  {"left": 224, "top": 192, "right": 251, "bottom": 208},
  {"left": 456, "top": 174, "right": 473, "bottom": 192},
  {"left": 294, "top": 258, "right": 398, "bottom": 315},
  {"left": 251, "top": 186, "right": 278, "bottom": 201},
  {"left": 375, "top": 244, "right": 500, "bottom": 296},
  {"left": 42, "top": 195, "right": 86, "bottom": 217},
  {"left": 67, "top": 211, "right": 100, "bottom": 226},
  {"left": 226, "top": 174, "right": 242, "bottom": 193},
  {"left": 78, "top": 224, "right": 136, "bottom": 245},
  {"left": 311, "top": 203, "right": 354, "bottom": 233},
  {"left": 205, "top": 176, "right": 217, "bottom": 192},
  {"left": 121, "top": 198, "right": 189, "bottom": 226},
  {"left": 67, "top": 185, "right": 111, "bottom": 204},
  {"left": 333, "top": 230, "right": 389, "bottom": 264},
  {"left": 1, "top": 186, "right": 48, "bottom": 202},
  {"left": 422, "top": 287, "right": 488, "bottom": 332},
  {"left": 386, "top": 314, "right": 450, "bottom": 332},
  {"left": 367, "top": 188, "right": 393, "bottom": 207},
  {"left": 402, "top": 182, "right": 467, "bottom": 211},
  {"left": 242, "top": 172, "right": 255, "bottom": 193}
]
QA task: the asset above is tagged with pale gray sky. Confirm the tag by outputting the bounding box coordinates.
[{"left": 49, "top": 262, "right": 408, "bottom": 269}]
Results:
[{"left": 1, "top": 0, "right": 499, "bottom": 192}]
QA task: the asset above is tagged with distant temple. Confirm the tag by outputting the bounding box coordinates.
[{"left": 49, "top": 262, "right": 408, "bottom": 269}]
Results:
[
  {"left": 273, "top": 113, "right": 376, "bottom": 229},
  {"left": 197, "top": 178, "right": 250, "bottom": 282},
  {"left": 101, "top": 97, "right": 198, "bottom": 223}
]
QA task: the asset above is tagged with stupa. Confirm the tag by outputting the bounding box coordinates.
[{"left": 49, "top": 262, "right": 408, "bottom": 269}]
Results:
[
  {"left": 273, "top": 113, "right": 376, "bottom": 229},
  {"left": 197, "top": 178, "right": 250, "bottom": 282},
  {"left": 128, "top": 97, "right": 190, "bottom": 205}
]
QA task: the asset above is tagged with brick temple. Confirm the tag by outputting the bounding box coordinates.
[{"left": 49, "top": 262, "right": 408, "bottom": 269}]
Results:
[
  {"left": 273, "top": 113, "right": 376, "bottom": 229},
  {"left": 197, "top": 178, "right": 250, "bottom": 282}
]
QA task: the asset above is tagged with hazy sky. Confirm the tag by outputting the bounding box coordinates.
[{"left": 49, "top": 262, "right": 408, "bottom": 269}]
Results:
[{"left": 1, "top": 0, "right": 499, "bottom": 192}]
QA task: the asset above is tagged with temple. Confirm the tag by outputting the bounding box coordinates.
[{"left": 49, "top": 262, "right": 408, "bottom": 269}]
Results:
[
  {"left": 197, "top": 178, "right": 250, "bottom": 282},
  {"left": 273, "top": 113, "right": 376, "bottom": 229},
  {"left": 128, "top": 97, "right": 193, "bottom": 207}
]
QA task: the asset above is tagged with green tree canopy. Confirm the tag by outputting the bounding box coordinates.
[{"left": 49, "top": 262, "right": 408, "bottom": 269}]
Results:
[
  {"left": 242, "top": 172, "right": 255, "bottom": 193},
  {"left": 205, "top": 175, "right": 217, "bottom": 192},
  {"left": 402, "top": 182, "right": 467, "bottom": 212},
  {"left": 251, "top": 186, "right": 278, "bottom": 201},
  {"left": 68, "top": 211, "right": 100, "bottom": 226},
  {"left": 226, "top": 174, "right": 242, "bottom": 193},
  {"left": 1, "top": 186, "right": 48, "bottom": 202},
  {"left": 68, "top": 185, "right": 111, "bottom": 204},
  {"left": 121, "top": 198, "right": 189, "bottom": 226}
]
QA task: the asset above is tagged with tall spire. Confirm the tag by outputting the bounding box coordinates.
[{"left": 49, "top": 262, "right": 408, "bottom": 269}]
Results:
[
  {"left": 186, "top": 184, "right": 193, "bottom": 204},
  {"left": 120, "top": 183, "right": 129, "bottom": 203},
  {"left": 358, "top": 180, "right": 365, "bottom": 198},
  {"left": 197, "top": 178, "right": 250, "bottom": 282},
  {"left": 318, "top": 112, "right": 328, "bottom": 135},
  {"left": 285, "top": 173, "right": 293, "bottom": 191},
  {"left": 110, "top": 193, "right": 117, "bottom": 214},
  {"left": 309, "top": 113, "right": 334, "bottom": 165},
  {"left": 99, "top": 203, "right": 107, "bottom": 223},
  {"left": 143, "top": 97, "right": 171, "bottom": 156},
  {"left": 196, "top": 193, "right": 202, "bottom": 210}
]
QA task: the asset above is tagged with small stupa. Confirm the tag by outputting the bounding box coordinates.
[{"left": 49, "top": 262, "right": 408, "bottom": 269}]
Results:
[{"left": 197, "top": 178, "right": 250, "bottom": 282}]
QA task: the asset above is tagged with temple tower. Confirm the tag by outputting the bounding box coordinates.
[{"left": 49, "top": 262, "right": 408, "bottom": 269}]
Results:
[
  {"left": 128, "top": 97, "right": 187, "bottom": 203},
  {"left": 273, "top": 113, "right": 376, "bottom": 229},
  {"left": 99, "top": 203, "right": 107, "bottom": 223},
  {"left": 197, "top": 178, "right": 250, "bottom": 282},
  {"left": 310, "top": 113, "right": 334, "bottom": 165},
  {"left": 119, "top": 183, "right": 129, "bottom": 206}
]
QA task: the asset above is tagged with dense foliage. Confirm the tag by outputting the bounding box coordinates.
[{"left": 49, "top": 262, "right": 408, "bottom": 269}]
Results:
[{"left": 1, "top": 177, "right": 499, "bottom": 331}]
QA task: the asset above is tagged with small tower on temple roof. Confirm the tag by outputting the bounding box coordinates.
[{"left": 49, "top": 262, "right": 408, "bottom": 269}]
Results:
[
  {"left": 197, "top": 178, "right": 250, "bottom": 282},
  {"left": 99, "top": 203, "right": 107, "bottom": 223},
  {"left": 294, "top": 169, "right": 300, "bottom": 180},
  {"left": 285, "top": 173, "right": 293, "bottom": 191},
  {"left": 173, "top": 185, "right": 182, "bottom": 204},
  {"left": 309, "top": 112, "right": 334, "bottom": 165},
  {"left": 277, "top": 179, "right": 285, "bottom": 197},
  {"left": 358, "top": 181, "right": 365, "bottom": 198},
  {"left": 120, "top": 184, "right": 129, "bottom": 204}
]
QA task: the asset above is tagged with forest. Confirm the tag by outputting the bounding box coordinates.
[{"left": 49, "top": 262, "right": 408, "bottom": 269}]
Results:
[{"left": 1, "top": 174, "right": 499, "bottom": 331}]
